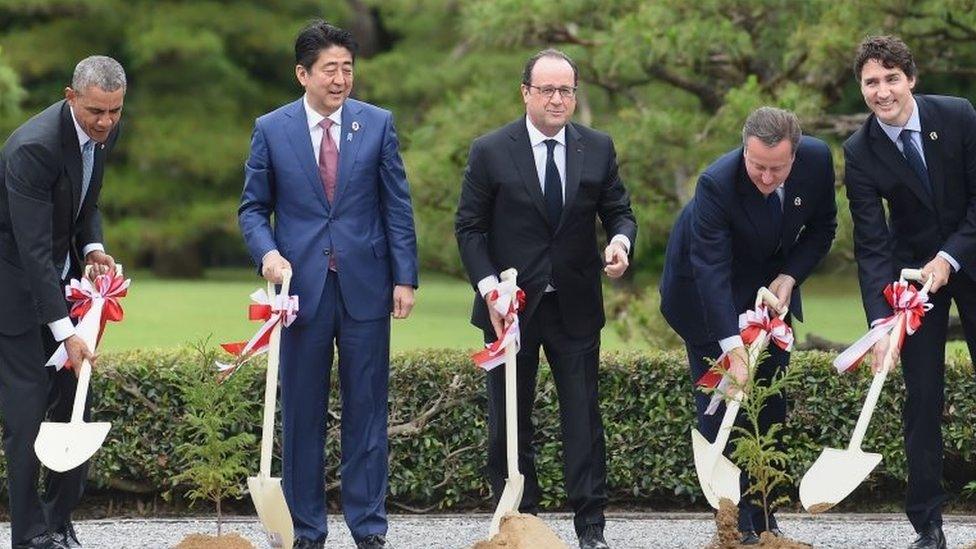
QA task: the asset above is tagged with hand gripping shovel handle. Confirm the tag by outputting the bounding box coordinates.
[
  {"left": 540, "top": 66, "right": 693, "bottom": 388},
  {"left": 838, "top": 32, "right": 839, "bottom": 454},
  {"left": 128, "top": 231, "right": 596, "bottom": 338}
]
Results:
[
  {"left": 847, "top": 269, "right": 932, "bottom": 451},
  {"left": 259, "top": 270, "right": 292, "bottom": 478},
  {"left": 708, "top": 287, "right": 786, "bottom": 464}
]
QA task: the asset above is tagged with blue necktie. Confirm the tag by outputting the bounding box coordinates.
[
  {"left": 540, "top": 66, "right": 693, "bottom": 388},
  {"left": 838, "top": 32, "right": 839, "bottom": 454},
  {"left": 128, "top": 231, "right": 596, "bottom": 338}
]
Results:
[
  {"left": 78, "top": 139, "right": 95, "bottom": 217},
  {"left": 766, "top": 190, "right": 783, "bottom": 240},
  {"left": 899, "top": 129, "right": 930, "bottom": 193},
  {"left": 543, "top": 139, "right": 562, "bottom": 227}
]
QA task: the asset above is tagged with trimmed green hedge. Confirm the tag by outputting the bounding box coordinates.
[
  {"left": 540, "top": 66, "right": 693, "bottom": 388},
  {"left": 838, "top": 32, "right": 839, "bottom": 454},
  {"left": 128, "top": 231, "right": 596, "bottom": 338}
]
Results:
[{"left": 5, "top": 348, "right": 976, "bottom": 511}]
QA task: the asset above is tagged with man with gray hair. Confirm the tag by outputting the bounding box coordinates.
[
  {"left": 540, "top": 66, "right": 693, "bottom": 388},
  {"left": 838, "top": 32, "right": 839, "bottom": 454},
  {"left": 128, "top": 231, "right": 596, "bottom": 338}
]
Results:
[
  {"left": 0, "top": 55, "right": 125, "bottom": 549},
  {"left": 660, "top": 107, "right": 836, "bottom": 543}
]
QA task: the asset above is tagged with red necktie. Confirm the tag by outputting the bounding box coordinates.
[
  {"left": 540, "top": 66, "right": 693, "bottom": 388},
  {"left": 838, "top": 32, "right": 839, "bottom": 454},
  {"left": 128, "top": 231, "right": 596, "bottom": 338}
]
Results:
[{"left": 318, "top": 118, "right": 338, "bottom": 204}]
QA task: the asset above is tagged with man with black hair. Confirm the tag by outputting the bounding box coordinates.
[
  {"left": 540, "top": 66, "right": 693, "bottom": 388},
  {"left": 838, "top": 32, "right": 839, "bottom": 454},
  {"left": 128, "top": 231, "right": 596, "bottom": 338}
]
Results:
[
  {"left": 845, "top": 34, "right": 976, "bottom": 549},
  {"left": 239, "top": 20, "right": 418, "bottom": 549},
  {"left": 0, "top": 55, "right": 125, "bottom": 549}
]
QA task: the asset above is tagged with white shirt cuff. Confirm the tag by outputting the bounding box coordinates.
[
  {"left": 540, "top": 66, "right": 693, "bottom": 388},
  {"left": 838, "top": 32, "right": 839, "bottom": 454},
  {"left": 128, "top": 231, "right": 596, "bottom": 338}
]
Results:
[
  {"left": 610, "top": 234, "right": 631, "bottom": 254},
  {"left": 719, "top": 335, "right": 744, "bottom": 354},
  {"left": 48, "top": 317, "right": 75, "bottom": 342},
  {"left": 477, "top": 275, "right": 499, "bottom": 299},
  {"left": 937, "top": 250, "right": 960, "bottom": 272},
  {"left": 81, "top": 243, "right": 104, "bottom": 258}
]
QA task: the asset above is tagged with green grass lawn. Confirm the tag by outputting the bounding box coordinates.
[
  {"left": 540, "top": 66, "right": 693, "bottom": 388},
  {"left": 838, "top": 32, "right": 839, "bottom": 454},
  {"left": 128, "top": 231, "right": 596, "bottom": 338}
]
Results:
[{"left": 100, "top": 269, "right": 964, "bottom": 359}]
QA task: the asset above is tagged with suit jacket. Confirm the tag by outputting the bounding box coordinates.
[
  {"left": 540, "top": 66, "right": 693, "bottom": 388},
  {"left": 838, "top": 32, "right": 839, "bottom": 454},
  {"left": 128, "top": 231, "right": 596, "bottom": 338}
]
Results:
[
  {"left": 659, "top": 136, "right": 837, "bottom": 345},
  {"left": 0, "top": 100, "right": 117, "bottom": 336},
  {"left": 239, "top": 97, "right": 418, "bottom": 324},
  {"left": 455, "top": 117, "right": 637, "bottom": 338},
  {"left": 845, "top": 94, "right": 976, "bottom": 323}
]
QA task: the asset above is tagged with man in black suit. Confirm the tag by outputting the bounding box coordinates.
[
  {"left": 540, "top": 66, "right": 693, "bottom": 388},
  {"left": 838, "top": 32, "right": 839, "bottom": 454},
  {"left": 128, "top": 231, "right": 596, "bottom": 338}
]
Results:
[
  {"left": 660, "top": 107, "right": 837, "bottom": 543},
  {"left": 455, "top": 49, "right": 637, "bottom": 549},
  {"left": 845, "top": 35, "right": 976, "bottom": 549},
  {"left": 0, "top": 56, "right": 124, "bottom": 549}
]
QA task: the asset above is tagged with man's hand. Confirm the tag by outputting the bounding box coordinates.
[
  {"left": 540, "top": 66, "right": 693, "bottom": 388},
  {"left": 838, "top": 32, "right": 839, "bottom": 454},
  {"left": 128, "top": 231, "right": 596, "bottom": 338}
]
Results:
[
  {"left": 485, "top": 292, "right": 507, "bottom": 339},
  {"left": 261, "top": 250, "right": 292, "bottom": 284},
  {"left": 603, "top": 241, "right": 629, "bottom": 278},
  {"left": 871, "top": 336, "right": 898, "bottom": 374},
  {"left": 85, "top": 250, "right": 116, "bottom": 279},
  {"left": 767, "top": 274, "right": 796, "bottom": 314},
  {"left": 920, "top": 255, "right": 951, "bottom": 293},
  {"left": 726, "top": 346, "right": 750, "bottom": 397},
  {"left": 392, "top": 285, "right": 415, "bottom": 319},
  {"left": 65, "top": 334, "right": 96, "bottom": 377}
]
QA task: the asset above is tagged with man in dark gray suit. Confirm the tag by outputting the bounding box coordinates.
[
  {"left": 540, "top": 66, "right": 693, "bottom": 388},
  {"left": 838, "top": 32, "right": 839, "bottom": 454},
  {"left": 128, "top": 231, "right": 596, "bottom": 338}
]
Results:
[{"left": 0, "top": 56, "right": 125, "bottom": 549}]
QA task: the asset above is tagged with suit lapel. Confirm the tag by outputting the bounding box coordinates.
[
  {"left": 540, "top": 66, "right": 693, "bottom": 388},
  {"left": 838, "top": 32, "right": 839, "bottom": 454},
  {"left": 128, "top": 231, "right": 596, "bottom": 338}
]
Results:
[
  {"left": 556, "top": 123, "right": 583, "bottom": 234},
  {"left": 284, "top": 99, "right": 330, "bottom": 211},
  {"left": 334, "top": 100, "right": 365, "bottom": 209},
  {"left": 734, "top": 152, "right": 774, "bottom": 255},
  {"left": 506, "top": 119, "right": 549, "bottom": 224},
  {"left": 868, "top": 115, "right": 935, "bottom": 211},
  {"left": 917, "top": 96, "right": 947, "bottom": 215},
  {"left": 780, "top": 157, "right": 803, "bottom": 253},
  {"left": 60, "top": 102, "right": 83, "bottom": 218}
]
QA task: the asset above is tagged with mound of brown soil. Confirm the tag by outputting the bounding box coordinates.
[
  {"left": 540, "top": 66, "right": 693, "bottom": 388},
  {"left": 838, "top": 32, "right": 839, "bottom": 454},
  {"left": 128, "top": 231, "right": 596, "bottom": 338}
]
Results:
[
  {"left": 706, "top": 498, "right": 812, "bottom": 548},
  {"left": 471, "top": 513, "right": 567, "bottom": 549},
  {"left": 174, "top": 532, "right": 254, "bottom": 549}
]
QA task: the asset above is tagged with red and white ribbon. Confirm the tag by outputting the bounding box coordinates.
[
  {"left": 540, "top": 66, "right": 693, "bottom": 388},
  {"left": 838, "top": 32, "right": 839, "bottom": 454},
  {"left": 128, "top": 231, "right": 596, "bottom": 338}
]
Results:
[
  {"left": 216, "top": 288, "right": 299, "bottom": 382},
  {"left": 833, "top": 281, "right": 931, "bottom": 373},
  {"left": 471, "top": 282, "right": 526, "bottom": 371},
  {"left": 696, "top": 304, "right": 793, "bottom": 415},
  {"left": 46, "top": 271, "right": 130, "bottom": 371}
]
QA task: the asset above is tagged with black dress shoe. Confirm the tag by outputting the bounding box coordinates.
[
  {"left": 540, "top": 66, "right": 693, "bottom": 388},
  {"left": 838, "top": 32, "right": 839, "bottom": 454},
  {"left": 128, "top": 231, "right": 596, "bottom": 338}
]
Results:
[
  {"left": 908, "top": 523, "right": 946, "bottom": 549},
  {"left": 52, "top": 522, "right": 82, "bottom": 549},
  {"left": 292, "top": 536, "right": 325, "bottom": 549},
  {"left": 578, "top": 525, "right": 610, "bottom": 549},
  {"left": 13, "top": 533, "right": 67, "bottom": 549},
  {"left": 768, "top": 527, "right": 783, "bottom": 538},
  {"left": 739, "top": 531, "right": 760, "bottom": 545},
  {"left": 357, "top": 534, "right": 391, "bottom": 549}
]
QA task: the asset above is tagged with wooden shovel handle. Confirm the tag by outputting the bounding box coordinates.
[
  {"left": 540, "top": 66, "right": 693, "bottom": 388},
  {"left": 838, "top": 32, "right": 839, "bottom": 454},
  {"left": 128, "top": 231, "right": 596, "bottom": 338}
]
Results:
[{"left": 259, "top": 269, "right": 291, "bottom": 477}]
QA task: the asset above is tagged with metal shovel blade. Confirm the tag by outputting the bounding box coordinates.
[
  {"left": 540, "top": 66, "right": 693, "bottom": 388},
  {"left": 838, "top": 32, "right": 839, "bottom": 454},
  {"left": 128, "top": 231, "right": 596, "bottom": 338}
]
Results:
[
  {"left": 248, "top": 475, "right": 293, "bottom": 548},
  {"left": 34, "top": 420, "right": 111, "bottom": 473},
  {"left": 799, "top": 447, "right": 882, "bottom": 513},
  {"left": 692, "top": 428, "right": 741, "bottom": 509}
]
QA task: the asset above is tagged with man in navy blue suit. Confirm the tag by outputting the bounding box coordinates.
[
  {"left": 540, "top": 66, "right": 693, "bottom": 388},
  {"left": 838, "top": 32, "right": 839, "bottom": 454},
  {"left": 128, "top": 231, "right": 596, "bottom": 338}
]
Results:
[
  {"left": 239, "top": 20, "right": 418, "bottom": 549},
  {"left": 660, "top": 107, "right": 836, "bottom": 544},
  {"left": 845, "top": 35, "right": 976, "bottom": 549}
]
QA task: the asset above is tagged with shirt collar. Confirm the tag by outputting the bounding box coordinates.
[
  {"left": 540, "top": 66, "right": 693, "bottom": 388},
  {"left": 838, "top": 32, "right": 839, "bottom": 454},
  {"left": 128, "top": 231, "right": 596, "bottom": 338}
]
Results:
[
  {"left": 876, "top": 96, "right": 921, "bottom": 142},
  {"left": 304, "top": 95, "right": 342, "bottom": 131},
  {"left": 68, "top": 105, "right": 92, "bottom": 151},
  {"left": 525, "top": 116, "right": 566, "bottom": 148}
]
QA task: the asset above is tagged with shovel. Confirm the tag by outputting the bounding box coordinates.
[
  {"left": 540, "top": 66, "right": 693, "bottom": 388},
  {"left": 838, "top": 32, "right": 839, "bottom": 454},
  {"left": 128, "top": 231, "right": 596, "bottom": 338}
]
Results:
[
  {"left": 34, "top": 265, "right": 120, "bottom": 473},
  {"left": 489, "top": 268, "right": 523, "bottom": 537},
  {"left": 800, "top": 268, "right": 932, "bottom": 513},
  {"left": 692, "top": 287, "right": 785, "bottom": 510},
  {"left": 248, "top": 270, "right": 294, "bottom": 548}
]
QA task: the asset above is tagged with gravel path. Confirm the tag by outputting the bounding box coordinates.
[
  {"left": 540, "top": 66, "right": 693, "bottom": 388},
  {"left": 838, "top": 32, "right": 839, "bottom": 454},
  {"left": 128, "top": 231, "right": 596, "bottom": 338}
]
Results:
[{"left": 3, "top": 513, "right": 976, "bottom": 548}]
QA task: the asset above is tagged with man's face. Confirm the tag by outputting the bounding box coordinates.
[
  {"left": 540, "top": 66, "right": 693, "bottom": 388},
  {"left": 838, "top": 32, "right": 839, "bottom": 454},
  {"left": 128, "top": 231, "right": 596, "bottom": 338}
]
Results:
[
  {"left": 859, "top": 58, "right": 916, "bottom": 126},
  {"left": 520, "top": 57, "right": 576, "bottom": 136},
  {"left": 65, "top": 86, "right": 124, "bottom": 143},
  {"left": 297, "top": 45, "right": 354, "bottom": 116},
  {"left": 743, "top": 137, "right": 795, "bottom": 195}
]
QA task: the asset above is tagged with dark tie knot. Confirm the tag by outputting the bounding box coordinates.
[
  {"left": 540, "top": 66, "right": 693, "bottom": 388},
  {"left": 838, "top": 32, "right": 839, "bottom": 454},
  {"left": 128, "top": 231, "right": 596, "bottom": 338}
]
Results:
[
  {"left": 899, "top": 129, "right": 913, "bottom": 146},
  {"left": 544, "top": 139, "right": 557, "bottom": 153}
]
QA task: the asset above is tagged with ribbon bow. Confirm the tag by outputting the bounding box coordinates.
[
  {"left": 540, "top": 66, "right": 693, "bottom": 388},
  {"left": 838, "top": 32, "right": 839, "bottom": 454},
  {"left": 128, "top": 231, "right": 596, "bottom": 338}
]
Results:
[
  {"left": 46, "top": 271, "right": 131, "bottom": 371},
  {"left": 833, "top": 280, "right": 932, "bottom": 373},
  {"left": 696, "top": 304, "right": 793, "bottom": 415},
  {"left": 471, "top": 281, "right": 526, "bottom": 371},
  {"left": 216, "top": 287, "right": 299, "bottom": 382}
]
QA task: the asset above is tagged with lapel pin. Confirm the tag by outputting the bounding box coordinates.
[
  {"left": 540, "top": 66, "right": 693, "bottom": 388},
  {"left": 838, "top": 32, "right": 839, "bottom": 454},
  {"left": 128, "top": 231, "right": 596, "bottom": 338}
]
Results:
[
  {"left": 794, "top": 197, "right": 802, "bottom": 207},
  {"left": 346, "top": 133, "right": 352, "bottom": 142},
  {"left": 351, "top": 121, "right": 360, "bottom": 132},
  {"left": 930, "top": 131, "right": 938, "bottom": 140}
]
